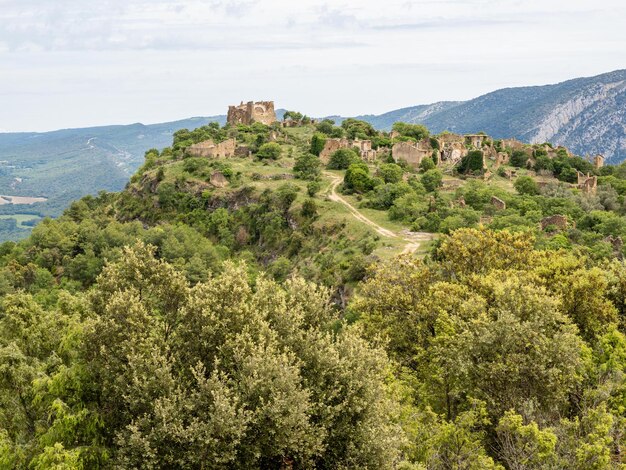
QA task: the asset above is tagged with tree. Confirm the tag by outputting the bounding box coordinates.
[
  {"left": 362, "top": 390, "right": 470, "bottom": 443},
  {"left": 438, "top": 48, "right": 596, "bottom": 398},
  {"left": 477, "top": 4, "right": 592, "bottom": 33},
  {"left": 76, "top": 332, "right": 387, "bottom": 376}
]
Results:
[
  {"left": 310, "top": 133, "right": 327, "bottom": 157},
  {"left": 457, "top": 150, "right": 484, "bottom": 174},
  {"left": 257, "top": 142, "right": 282, "bottom": 160},
  {"left": 327, "top": 148, "right": 359, "bottom": 170},
  {"left": 344, "top": 163, "right": 373, "bottom": 194},
  {"left": 510, "top": 150, "right": 529, "bottom": 168},
  {"left": 514, "top": 176, "right": 539, "bottom": 195},
  {"left": 420, "top": 157, "right": 436, "bottom": 172},
  {"left": 79, "top": 245, "right": 403, "bottom": 467},
  {"left": 293, "top": 153, "right": 321, "bottom": 180},
  {"left": 341, "top": 119, "right": 377, "bottom": 140},
  {"left": 377, "top": 163, "right": 404, "bottom": 184},
  {"left": 392, "top": 122, "right": 430, "bottom": 141},
  {"left": 421, "top": 169, "right": 443, "bottom": 192}
]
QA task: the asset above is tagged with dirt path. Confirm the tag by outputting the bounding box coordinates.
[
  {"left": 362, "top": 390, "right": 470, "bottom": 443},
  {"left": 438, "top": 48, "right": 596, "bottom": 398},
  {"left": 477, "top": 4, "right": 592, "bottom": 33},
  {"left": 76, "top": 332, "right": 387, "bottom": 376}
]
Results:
[{"left": 324, "top": 172, "right": 434, "bottom": 254}]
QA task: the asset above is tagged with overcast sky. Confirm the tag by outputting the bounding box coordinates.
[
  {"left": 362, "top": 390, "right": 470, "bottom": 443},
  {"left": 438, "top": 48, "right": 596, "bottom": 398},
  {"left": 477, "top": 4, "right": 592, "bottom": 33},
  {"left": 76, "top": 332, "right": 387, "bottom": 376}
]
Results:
[{"left": 1, "top": 0, "right": 625, "bottom": 132}]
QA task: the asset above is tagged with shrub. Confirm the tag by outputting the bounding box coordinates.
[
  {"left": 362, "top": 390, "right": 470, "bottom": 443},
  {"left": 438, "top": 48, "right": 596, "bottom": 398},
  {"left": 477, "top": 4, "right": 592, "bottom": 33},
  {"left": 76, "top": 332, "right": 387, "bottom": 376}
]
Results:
[
  {"left": 377, "top": 163, "right": 404, "bottom": 183},
  {"left": 514, "top": 176, "right": 540, "bottom": 195},
  {"left": 257, "top": 142, "right": 282, "bottom": 160},
  {"left": 510, "top": 150, "right": 529, "bottom": 168},
  {"left": 421, "top": 169, "right": 443, "bottom": 192},
  {"left": 328, "top": 148, "right": 359, "bottom": 170}
]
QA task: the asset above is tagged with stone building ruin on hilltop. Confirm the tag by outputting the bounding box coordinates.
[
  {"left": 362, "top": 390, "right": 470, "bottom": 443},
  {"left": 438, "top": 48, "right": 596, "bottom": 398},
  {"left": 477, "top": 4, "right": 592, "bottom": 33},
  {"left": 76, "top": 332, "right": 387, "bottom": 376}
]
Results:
[{"left": 227, "top": 101, "right": 277, "bottom": 126}]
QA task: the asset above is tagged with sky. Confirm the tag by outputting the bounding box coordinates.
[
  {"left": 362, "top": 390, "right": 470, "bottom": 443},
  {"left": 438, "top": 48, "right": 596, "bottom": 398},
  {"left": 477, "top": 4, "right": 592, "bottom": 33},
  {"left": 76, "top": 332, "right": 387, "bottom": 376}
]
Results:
[{"left": 1, "top": 0, "right": 625, "bottom": 132}]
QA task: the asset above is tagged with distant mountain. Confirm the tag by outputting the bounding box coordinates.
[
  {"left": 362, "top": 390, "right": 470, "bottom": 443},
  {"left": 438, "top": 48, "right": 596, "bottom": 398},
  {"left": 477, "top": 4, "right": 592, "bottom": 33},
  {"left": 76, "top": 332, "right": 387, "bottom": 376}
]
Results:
[{"left": 353, "top": 69, "right": 626, "bottom": 163}]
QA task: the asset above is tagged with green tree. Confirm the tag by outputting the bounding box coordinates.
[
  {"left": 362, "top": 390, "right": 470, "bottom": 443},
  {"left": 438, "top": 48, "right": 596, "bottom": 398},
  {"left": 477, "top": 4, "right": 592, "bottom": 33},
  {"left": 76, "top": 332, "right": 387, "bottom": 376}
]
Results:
[
  {"left": 328, "top": 148, "right": 359, "bottom": 170},
  {"left": 377, "top": 163, "right": 404, "bottom": 184},
  {"left": 510, "top": 150, "right": 529, "bottom": 168},
  {"left": 421, "top": 169, "right": 443, "bottom": 192},
  {"left": 257, "top": 142, "right": 282, "bottom": 160},
  {"left": 514, "top": 176, "right": 540, "bottom": 195},
  {"left": 344, "top": 163, "right": 373, "bottom": 194},
  {"left": 293, "top": 153, "right": 321, "bottom": 180},
  {"left": 392, "top": 122, "right": 430, "bottom": 141},
  {"left": 310, "top": 133, "right": 327, "bottom": 156}
]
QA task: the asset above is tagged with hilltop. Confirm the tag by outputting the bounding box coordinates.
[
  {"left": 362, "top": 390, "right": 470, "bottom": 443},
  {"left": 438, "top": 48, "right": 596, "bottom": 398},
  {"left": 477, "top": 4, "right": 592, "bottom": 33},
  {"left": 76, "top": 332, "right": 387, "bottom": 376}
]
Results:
[
  {"left": 2, "top": 107, "right": 626, "bottom": 467},
  {"left": 1, "top": 70, "right": 624, "bottom": 242}
]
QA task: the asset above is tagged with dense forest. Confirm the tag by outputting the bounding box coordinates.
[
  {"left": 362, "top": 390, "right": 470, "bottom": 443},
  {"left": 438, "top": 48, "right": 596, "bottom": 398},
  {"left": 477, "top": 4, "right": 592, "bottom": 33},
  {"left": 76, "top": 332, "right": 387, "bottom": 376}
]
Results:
[{"left": 1, "top": 117, "right": 626, "bottom": 468}]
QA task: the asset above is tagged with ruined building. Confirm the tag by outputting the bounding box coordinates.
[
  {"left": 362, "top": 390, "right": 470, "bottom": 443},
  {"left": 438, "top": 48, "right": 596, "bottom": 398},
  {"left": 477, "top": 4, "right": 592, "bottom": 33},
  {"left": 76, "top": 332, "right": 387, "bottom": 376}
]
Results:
[
  {"left": 227, "top": 101, "right": 277, "bottom": 126},
  {"left": 187, "top": 138, "right": 236, "bottom": 158},
  {"left": 594, "top": 154, "right": 605, "bottom": 169},
  {"left": 392, "top": 141, "right": 432, "bottom": 169},
  {"left": 319, "top": 138, "right": 377, "bottom": 164},
  {"left": 577, "top": 171, "right": 598, "bottom": 194}
]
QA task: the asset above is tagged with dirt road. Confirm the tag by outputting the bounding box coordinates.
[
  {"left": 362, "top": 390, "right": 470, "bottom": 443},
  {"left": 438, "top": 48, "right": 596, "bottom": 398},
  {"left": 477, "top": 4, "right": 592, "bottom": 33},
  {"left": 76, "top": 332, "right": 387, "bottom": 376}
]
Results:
[{"left": 324, "top": 172, "right": 434, "bottom": 254}]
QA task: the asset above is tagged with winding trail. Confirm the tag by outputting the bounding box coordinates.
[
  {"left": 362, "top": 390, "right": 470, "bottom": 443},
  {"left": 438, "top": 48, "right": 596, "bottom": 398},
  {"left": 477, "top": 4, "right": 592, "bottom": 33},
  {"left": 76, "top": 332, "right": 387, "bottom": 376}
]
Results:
[{"left": 324, "top": 172, "right": 434, "bottom": 254}]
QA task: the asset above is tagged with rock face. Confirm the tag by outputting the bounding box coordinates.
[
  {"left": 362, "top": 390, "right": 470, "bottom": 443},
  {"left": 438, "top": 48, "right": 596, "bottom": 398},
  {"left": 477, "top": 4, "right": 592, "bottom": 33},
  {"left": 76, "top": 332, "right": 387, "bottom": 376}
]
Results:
[{"left": 227, "top": 101, "right": 277, "bottom": 126}]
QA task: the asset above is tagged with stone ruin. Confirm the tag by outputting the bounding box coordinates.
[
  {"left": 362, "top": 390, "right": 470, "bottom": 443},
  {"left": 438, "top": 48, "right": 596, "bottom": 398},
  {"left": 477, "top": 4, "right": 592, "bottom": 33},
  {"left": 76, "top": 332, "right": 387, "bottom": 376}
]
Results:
[
  {"left": 594, "top": 154, "right": 605, "bottom": 169},
  {"left": 391, "top": 140, "right": 432, "bottom": 169},
  {"left": 576, "top": 171, "right": 597, "bottom": 194},
  {"left": 464, "top": 134, "right": 489, "bottom": 148},
  {"left": 187, "top": 138, "right": 237, "bottom": 158},
  {"left": 319, "top": 138, "right": 378, "bottom": 164},
  {"left": 210, "top": 171, "right": 229, "bottom": 188},
  {"left": 540, "top": 214, "right": 569, "bottom": 231},
  {"left": 491, "top": 196, "right": 506, "bottom": 210},
  {"left": 227, "top": 101, "right": 277, "bottom": 126}
]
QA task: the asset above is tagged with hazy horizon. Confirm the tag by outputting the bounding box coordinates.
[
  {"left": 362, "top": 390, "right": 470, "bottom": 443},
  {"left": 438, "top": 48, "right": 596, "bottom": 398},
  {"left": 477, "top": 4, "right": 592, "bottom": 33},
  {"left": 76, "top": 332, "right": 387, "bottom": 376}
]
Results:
[{"left": 2, "top": 0, "right": 626, "bottom": 132}]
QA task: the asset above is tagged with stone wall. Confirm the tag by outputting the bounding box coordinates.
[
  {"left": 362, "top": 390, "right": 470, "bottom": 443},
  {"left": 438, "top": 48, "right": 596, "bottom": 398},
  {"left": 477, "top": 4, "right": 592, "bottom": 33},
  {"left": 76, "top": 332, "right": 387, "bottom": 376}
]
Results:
[
  {"left": 319, "top": 138, "right": 350, "bottom": 164},
  {"left": 187, "top": 138, "right": 236, "bottom": 158},
  {"left": 227, "top": 101, "right": 277, "bottom": 126},
  {"left": 392, "top": 141, "right": 431, "bottom": 169}
]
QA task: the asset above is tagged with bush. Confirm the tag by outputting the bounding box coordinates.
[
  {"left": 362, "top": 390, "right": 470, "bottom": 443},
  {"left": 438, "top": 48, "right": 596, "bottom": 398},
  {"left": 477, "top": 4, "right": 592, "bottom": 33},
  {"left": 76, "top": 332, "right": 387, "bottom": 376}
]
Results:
[
  {"left": 293, "top": 153, "right": 321, "bottom": 180},
  {"left": 457, "top": 150, "right": 484, "bottom": 174},
  {"left": 328, "top": 148, "right": 359, "bottom": 170},
  {"left": 420, "top": 157, "right": 436, "bottom": 172},
  {"left": 257, "top": 142, "right": 282, "bottom": 160},
  {"left": 421, "top": 169, "right": 443, "bottom": 192},
  {"left": 510, "top": 150, "right": 529, "bottom": 168},
  {"left": 514, "top": 176, "right": 539, "bottom": 195},
  {"left": 344, "top": 163, "right": 373, "bottom": 194},
  {"left": 377, "top": 163, "right": 403, "bottom": 183},
  {"left": 310, "top": 133, "right": 327, "bottom": 156},
  {"left": 307, "top": 181, "right": 321, "bottom": 197}
]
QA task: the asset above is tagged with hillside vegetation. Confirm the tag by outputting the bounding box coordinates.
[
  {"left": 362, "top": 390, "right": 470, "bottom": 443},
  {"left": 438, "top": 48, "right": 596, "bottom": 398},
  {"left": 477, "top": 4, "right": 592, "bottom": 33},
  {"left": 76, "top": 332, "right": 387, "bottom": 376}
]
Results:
[
  {"left": 2, "top": 70, "right": 624, "bottom": 243},
  {"left": 1, "top": 115, "right": 626, "bottom": 468}
]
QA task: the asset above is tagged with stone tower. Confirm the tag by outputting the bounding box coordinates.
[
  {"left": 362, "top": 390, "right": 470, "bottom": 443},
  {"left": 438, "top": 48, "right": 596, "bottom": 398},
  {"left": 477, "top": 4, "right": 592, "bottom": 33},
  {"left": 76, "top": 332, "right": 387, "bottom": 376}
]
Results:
[{"left": 227, "top": 101, "right": 277, "bottom": 126}]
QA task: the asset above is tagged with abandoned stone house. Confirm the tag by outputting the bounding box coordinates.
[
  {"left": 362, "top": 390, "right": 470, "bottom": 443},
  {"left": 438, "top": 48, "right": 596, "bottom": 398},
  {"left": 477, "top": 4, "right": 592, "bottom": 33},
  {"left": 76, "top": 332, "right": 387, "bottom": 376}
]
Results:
[
  {"left": 227, "top": 101, "right": 277, "bottom": 126},
  {"left": 319, "top": 138, "right": 377, "bottom": 164},
  {"left": 187, "top": 138, "right": 237, "bottom": 158},
  {"left": 540, "top": 214, "right": 569, "bottom": 231},
  {"left": 577, "top": 171, "right": 598, "bottom": 194},
  {"left": 465, "top": 134, "right": 488, "bottom": 148},
  {"left": 352, "top": 139, "right": 378, "bottom": 161},
  {"left": 392, "top": 141, "right": 432, "bottom": 169},
  {"left": 319, "top": 138, "right": 350, "bottom": 164}
]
